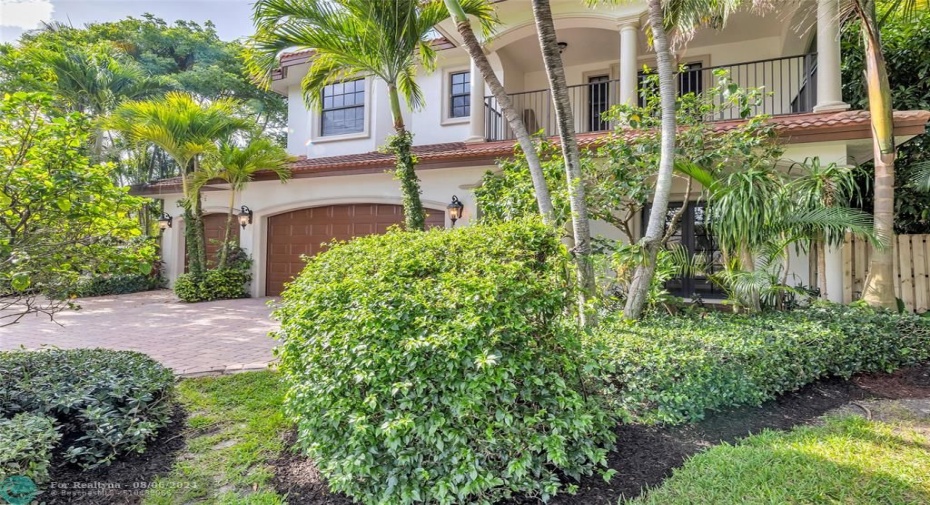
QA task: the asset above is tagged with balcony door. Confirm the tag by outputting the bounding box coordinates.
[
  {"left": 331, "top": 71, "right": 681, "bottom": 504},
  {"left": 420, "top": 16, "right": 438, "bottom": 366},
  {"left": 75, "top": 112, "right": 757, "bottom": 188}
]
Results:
[{"left": 587, "top": 75, "right": 611, "bottom": 132}]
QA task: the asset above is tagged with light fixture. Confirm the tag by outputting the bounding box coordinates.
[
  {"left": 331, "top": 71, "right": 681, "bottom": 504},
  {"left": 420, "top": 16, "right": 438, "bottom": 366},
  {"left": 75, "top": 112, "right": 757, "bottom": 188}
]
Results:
[
  {"left": 557, "top": 41, "right": 568, "bottom": 54},
  {"left": 447, "top": 196, "right": 464, "bottom": 227},
  {"left": 157, "top": 212, "right": 173, "bottom": 231},
  {"left": 236, "top": 205, "right": 253, "bottom": 228}
]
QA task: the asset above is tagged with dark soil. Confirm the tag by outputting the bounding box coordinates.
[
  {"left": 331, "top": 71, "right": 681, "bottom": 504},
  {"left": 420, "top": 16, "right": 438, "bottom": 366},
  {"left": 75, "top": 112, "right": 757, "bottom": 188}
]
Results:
[
  {"left": 40, "top": 408, "right": 187, "bottom": 505},
  {"left": 272, "top": 363, "right": 930, "bottom": 505}
]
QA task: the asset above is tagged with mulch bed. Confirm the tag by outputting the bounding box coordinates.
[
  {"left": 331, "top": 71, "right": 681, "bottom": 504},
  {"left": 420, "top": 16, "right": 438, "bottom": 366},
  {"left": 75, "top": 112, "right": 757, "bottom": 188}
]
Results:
[
  {"left": 31, "top": 364, "right": 929, "bottom": 505},
  {"left": 272, "top": 363, "right": 930, "bottom": 505},
  {"left": 40, "top": 408, "right": 187, "bottom": 505}
]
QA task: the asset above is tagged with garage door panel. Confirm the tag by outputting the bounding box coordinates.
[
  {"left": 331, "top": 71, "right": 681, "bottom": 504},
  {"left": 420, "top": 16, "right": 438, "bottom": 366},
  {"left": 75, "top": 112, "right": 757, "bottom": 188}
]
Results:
[{"left": 266, "top": 204, "right": 443, "bottom": 296}]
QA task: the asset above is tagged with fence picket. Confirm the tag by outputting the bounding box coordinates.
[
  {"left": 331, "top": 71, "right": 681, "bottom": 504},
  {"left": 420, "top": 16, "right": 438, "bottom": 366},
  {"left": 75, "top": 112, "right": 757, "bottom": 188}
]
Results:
[
  {"left": 912, "top": 236, "right": 928, "bottom": 313},
  {"left": 841, "top": 234, "right": 930, "bottom": 313},
  {"left": 898, "top": 235, "right": 915, "bottom": 312}
]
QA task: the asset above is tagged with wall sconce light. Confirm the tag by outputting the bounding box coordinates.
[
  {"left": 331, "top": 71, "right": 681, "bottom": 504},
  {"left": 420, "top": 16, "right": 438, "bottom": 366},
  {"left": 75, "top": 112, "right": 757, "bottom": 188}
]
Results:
[
  {"left": 557, "top": 41, "right": 568, "bottom": 54},
  {"left": 447, "top": 196, "right": 464, "bottom": 227},
  {"left": 236, "top": 205, "right": 253, "bottom": 228},
  {"left": 157, "top": 212, "right": 173, "bottom": 231}
]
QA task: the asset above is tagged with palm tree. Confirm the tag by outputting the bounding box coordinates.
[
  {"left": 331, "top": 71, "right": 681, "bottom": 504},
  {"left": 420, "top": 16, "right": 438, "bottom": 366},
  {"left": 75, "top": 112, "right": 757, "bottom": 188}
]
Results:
[
  {"left": 787, "top": 158, "right": 861, "bottom": 299},
  {"left": 249, "top": 0, "right": 490, "bottom": 231},
  {"left": 198, "top": 137, "right": 293, "bottom": 268},
  {"left": 110, "top": 92, "right": 250, "bottom": 276},
  {"left": 530, "top": 0, "right": 597, "bottom": 325},
  {"left": 442, "top": 0, "right": 557, "bottom": 225},
  {"left": 847, "top": 0, "right": 927, "bottom": 308},
  {"left": 33, "top": 45, "right": 168, "bottom": 161},
  {"left": 680, "top": 162, "right": 876, "bottom": 311}
]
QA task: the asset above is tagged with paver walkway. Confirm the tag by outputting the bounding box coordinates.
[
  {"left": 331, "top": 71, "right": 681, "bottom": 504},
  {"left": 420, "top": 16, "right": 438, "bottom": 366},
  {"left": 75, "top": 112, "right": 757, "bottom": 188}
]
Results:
[{"left": 0, "top": 290, "right": 279, "bottom": 375}]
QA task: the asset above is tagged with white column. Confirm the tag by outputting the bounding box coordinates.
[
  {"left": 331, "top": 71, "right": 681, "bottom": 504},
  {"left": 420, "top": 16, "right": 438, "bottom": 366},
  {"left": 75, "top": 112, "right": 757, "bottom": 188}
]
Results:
[
  {"left": 619, "top": 21, "right": 640, "bottom": 106},
  {"left": 813, "top": 0, "right": 850, "bottom": 112},
  {"left": 465, "top": 57, "right": 486, "bottom": 143}
]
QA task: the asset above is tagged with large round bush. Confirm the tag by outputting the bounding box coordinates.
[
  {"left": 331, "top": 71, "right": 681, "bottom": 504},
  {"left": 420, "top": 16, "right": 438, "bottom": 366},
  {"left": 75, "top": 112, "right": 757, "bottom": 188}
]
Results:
[{"left": 274, "top": 219, "right": 614, "bottom": 504}]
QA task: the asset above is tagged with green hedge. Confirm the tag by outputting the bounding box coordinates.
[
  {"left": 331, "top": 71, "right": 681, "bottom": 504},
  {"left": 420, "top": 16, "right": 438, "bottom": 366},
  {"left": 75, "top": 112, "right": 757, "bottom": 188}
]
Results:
[
  {"left": 0, "top": 349, "right": 175, "bottom": 469},
  {"left": 587, "top": 303, "right": 930, "bottom": 425},
  {"left": 175, "top": 268, "right": 250, "bottom": 302},
  {"left": 0, "top": 414, "right": 59, "bottom": 485},
  {"left": 274, "top": 219, "right": 615, "bottom": 504},
  {"left": 72, "top": 272, "right": 165, "bottom": 298}
]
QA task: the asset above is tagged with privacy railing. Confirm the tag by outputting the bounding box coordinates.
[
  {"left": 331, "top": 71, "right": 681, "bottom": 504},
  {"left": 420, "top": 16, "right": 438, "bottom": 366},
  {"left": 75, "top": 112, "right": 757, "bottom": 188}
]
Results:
[{"left": 484, "top": 53, "right": 817, "bottom": 142}]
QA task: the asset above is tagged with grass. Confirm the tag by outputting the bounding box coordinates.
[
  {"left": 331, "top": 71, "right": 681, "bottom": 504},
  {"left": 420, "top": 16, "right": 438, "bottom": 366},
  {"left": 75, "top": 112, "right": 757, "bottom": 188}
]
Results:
[
  {"left": 628, "top": 415, "right": 930, "bottom": 504},
  {"left": 143, "top": 371, "right": 289, "bottom": 505}
]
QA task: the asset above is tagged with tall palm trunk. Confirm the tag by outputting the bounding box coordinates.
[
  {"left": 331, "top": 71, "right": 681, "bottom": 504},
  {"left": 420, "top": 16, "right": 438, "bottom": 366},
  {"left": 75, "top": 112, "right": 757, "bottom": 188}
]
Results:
[
  {"left": 443, "top": 0, "right": 556, "bottom": 224},
  {"left": 218, "top": 190, "right": 237, "bottom": 270},
  {"left": 858, "top": 0, "right": 897, "bottom": 309},
  {"left": 624, "top": 0, "right": 678, "bottom": 320},
  {"left": 530, "top": 0, "right": 596, "bottom": 326},
  {"left": 387, "top": 84, "right": 426, "bottom": 231},
  {"left": 815, "top": 234, "right": 828, "bottom": 298},
  {"left": 188, "top": 157, "right": 208, "bottom": 276}
]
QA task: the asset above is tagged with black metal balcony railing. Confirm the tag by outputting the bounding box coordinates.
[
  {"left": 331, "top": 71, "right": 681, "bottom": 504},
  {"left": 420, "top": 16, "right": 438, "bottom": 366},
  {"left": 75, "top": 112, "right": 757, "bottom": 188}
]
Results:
[{"left": 484, "top": 53, "right": 817, "bottom": 142}]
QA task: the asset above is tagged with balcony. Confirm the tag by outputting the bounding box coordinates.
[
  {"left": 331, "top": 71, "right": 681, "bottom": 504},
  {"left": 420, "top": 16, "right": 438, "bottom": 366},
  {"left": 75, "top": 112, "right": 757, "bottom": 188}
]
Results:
[{"left": 483, "top": 53, "right": 818, "bottom": 142}]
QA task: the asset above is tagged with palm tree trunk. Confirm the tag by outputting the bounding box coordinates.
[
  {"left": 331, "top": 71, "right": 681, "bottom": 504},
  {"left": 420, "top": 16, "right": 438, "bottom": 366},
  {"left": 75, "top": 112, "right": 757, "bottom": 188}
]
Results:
[
  {"left": 218, "top": 190, "right": 236, "bottom": 270},
  {"left": 816, "top": 236, "right": 828, "bottom": 298},
  {"left": 190, "top": 157, "right": 208, "bottom": 275},
  {"left": 857, "top": 0, "right": 897, "bottom": 309},
  {"left": 444, "top": 0, "right": 556, "bottom": 224},
  {"left": 624, "top": 0, "right": 678, "bottom": 320},
  {"left": 386, "top": 84, "right": 426, "bottom": 231},
  {"left": 531, "top": 0, "right": 596, "bottom": 326}
]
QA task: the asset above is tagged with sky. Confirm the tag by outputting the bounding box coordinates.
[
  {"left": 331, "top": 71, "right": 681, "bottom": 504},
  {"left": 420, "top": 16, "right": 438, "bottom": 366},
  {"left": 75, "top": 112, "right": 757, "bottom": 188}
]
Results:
[{"left": 0, "top": 0, "right": 257, "bottom": 44}]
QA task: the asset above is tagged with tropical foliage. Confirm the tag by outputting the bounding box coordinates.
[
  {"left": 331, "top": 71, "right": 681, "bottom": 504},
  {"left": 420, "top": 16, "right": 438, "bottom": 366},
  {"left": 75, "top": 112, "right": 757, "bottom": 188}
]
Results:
[
  {"left": 0, "top": 92, "right": 154, "bottom": 324},
  {"left": 588, "top": 303, "right": 930, "bottom": 424},
  {"left": 274, "top": 220, "right": 614, "bottom": 504},
  {"left": 111, "top": 92, "right": 250, "bottom": 277},
  {"left": 842, "top": 5, "right": 930, "bottom": 233}
]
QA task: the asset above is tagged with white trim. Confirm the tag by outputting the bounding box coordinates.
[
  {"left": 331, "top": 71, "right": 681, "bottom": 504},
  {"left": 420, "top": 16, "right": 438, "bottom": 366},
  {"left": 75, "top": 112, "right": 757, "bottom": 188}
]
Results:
[
  {"left": 310, "top": 76, "right": 373, "bottom": 143},
  {"left": 441, "top": 66, "right": 472, "bottom": 125}
]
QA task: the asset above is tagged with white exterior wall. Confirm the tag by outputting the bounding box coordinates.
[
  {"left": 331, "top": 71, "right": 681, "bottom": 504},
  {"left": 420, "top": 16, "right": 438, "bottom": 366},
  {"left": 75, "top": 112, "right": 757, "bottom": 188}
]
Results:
[{"left": 159, "top": 165, "right": 492, "bottom": 297}]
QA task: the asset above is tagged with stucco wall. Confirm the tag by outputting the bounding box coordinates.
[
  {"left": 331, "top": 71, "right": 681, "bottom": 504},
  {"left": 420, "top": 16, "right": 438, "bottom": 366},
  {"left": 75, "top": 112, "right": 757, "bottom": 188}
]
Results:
[{"left": 159, "top": 165, "right": 492, "bottom": 297}]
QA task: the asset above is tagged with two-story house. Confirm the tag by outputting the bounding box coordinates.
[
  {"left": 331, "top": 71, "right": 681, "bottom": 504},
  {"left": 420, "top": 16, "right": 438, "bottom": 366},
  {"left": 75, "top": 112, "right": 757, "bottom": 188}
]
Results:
[{"left": 138, "top": 0, "right": 929, "bottom": 299}]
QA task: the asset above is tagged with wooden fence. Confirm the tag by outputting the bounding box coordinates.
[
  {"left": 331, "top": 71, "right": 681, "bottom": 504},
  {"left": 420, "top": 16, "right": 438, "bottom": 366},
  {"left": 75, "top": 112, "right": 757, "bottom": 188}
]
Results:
[{"left": 843, "top": 234, "right": 930, "bottom": 313}]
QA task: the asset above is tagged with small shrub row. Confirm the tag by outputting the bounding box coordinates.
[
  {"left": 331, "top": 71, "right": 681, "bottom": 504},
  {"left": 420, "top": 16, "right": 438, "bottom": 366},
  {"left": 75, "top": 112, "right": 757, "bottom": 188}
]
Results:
[
  {"left": 174, "top": 268, "right": 250, "bottom": 302},
  {"left": 587, "top": 303, "right": 930, "bottom": 425},
  {"left": 72, "top": 272, "right": 165, "bottom": 298},
  {"left": 0, "top": 349, "right": 175, "bottom": 469},
  {"left": 275, "top": 219, "right": 615, "bottom": 505},
  {"left": 0, "top": 413, "right": 60, "bottom": 485}
]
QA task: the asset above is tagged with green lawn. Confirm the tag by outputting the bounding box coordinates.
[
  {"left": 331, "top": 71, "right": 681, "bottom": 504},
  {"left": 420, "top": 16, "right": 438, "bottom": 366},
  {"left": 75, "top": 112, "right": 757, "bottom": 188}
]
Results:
[
  {"left": 629, "top": 415, "right": 930, "bottom": 505},
  {"left": 143, "top": 371, "right": 288, "bottom": 505}
]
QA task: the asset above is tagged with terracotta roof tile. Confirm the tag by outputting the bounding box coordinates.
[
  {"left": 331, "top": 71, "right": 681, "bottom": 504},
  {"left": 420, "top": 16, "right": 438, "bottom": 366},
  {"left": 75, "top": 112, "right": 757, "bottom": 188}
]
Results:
[{"left": 131, "top": 110, "right": 930, "bottom": 195}]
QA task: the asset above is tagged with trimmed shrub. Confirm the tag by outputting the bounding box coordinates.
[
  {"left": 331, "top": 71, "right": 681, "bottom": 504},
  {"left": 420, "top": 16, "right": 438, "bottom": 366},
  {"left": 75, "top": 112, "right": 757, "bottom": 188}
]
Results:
[
  {"left": 587, "top": 303, "right": 930, "bottom": 425},
  {"left": 72, "top": 272, "right": 165, "bottom": 298},
  {"left": 274, "top": 220, "right": 615, "bottom": 504},
  {"left": 0, "top": 414, "right": 60, "bottom": 485},
  {"left": 0, "top": 349, "right": 175, "bottom": 469},
  {"left": 174, "top": 268, "right": 250, "bottom": 302}
]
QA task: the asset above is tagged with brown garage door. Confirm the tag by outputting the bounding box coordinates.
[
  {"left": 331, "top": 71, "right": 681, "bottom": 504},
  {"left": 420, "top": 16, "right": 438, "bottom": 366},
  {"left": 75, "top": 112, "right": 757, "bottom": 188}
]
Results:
[
  {"left": 266, "top": 204, "right": 444, "bottom": 296},
  {"left": 185, "top": 213, "right": 241, "bottom": 271}
]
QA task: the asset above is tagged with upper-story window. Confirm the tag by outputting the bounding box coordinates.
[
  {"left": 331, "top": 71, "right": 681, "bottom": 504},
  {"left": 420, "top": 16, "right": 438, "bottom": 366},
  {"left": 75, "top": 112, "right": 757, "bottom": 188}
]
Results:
[
  {"left": 449, "top": 71, "right": 470, "bottom": 118},
  {"left": 321, "top": 79, "right": 365, "bottom": 136}
]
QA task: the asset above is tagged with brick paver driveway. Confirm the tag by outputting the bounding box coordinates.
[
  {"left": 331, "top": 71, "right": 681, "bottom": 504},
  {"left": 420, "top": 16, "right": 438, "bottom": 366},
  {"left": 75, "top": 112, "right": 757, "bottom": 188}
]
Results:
[{"left": 0, "top": 290, "right": 279, "bottom": 375}]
